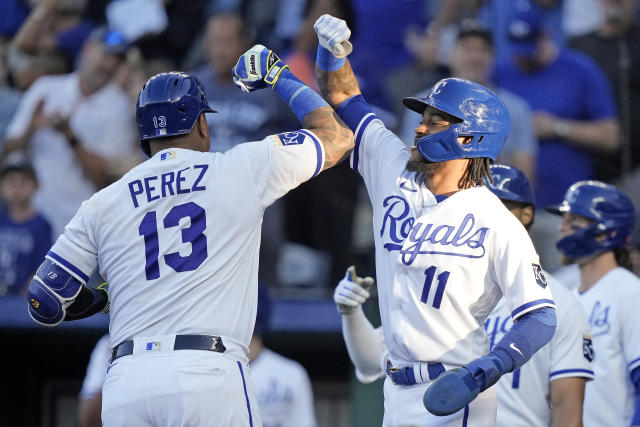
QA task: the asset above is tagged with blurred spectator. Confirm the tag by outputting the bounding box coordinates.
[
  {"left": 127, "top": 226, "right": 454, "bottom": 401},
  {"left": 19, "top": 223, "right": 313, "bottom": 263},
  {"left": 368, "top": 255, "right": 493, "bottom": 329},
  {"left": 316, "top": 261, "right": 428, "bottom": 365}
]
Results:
[
  {"left": 192, "top": 12, "right": 297, "bottom": 153},
  {"left": 3, "top": 28, "right": 139, "bottom": 239},
  {"left": 494, "top": 4, "right": 620, "bottom": 208},
  {"left": 249, "top": 284, "right": 317, "bottom": 427},
  {"left": 135, "top": 0, "right": 208, "bottom": 67},
  {"left": 562, "top": 0, "right": 604, "bottom": 37},
  {"left": 494, "top": 4, "right": 620, "bottom": 271},
  {"left": 569, "top": 0, "right": 640, "bottom": 182},
  {"left": 477, "top": 0, "right": 565, "bottom": 64},
  {"left": 396, "top": 20, "right": 538, "bottom": 180},
  {"left": 0, "top": 153, "right": 51, "bottom": 296},
  {"left": 0, "top": 41, "right": 23, "bottom": 149},
  {"left": 0, "top": 0, "right": 31, "bottom": 39},
  {"left": 6, "top": 45, "right": 69, "bottom": 91},
  {"left": 12, "top": 0, "right": 95, "bottom": 67}
]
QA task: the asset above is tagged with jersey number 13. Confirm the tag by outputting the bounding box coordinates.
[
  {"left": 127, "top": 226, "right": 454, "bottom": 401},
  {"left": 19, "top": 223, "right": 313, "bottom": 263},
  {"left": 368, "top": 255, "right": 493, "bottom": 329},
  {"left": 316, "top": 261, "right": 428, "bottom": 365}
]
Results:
[{"left": 138, "top": 202, "right": 207, "bottom": 280}]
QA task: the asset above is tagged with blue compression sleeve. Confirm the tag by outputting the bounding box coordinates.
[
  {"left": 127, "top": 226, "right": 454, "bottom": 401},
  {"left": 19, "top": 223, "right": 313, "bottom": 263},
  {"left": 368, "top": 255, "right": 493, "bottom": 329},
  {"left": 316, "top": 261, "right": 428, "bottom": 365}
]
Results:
[
  {"left": 466, "top": 307, "right": 556, "bottom": 391},
  {"left": 272, "top": 68, "right": 329, "bottom": 122},
  {"left": 316, "top": 45, "right": 345, "bottom": 71},
  {"left": 631, "top": 366, "right": 640, "bottom": 425},
  {"left": 493, "top": 306, "right": 557, "bottom": 372}
]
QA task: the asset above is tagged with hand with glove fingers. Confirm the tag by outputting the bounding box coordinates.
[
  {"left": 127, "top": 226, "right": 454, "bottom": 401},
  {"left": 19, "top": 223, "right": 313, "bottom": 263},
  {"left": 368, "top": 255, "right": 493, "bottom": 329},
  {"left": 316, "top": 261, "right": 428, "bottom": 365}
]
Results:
[
  {"left": 314, "top": 14, "right": 353, "bottom": 58},
  {"left": 334, "top": 266, "right": 375, "bottom": 315},
  {"left": 232, "top": 44, "right": 289, "bottom": 93},
  {"left": 423, "top": 352, "right": 507, "bottom": 416}
]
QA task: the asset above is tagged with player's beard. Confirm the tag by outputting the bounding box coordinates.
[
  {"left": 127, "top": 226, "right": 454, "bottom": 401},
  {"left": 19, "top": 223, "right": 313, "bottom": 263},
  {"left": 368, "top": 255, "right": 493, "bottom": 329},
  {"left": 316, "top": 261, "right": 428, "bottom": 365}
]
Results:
[{"left": 406, "top": 156, "right": 445, "bottom": 177}]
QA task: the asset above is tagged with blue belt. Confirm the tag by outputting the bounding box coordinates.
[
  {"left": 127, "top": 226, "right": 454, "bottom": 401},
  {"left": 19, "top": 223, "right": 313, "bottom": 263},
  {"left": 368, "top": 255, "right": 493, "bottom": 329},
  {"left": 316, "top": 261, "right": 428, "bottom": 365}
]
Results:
[{"left": 385, "top": 360, "right": 446, "bottom": 386}]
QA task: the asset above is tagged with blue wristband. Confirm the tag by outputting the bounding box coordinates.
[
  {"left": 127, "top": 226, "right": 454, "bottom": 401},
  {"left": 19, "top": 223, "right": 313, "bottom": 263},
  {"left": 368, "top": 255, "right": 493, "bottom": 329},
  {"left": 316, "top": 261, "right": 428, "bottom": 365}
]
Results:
[
  {"left": 316, "top": 45, "right": 345, "bottom": 71},
  {"left": 273, "top": 68, "right": 329, "bottom": 122}
]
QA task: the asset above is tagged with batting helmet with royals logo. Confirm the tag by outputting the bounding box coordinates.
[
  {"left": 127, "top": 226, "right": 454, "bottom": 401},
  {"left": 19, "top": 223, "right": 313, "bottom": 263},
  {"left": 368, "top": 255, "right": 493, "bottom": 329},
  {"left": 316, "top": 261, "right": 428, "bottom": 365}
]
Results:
[
  {"left": 403, "top": 78, "right": 510, "bottom": 162},
  {"left": 136, "top": 72, "right": 216, "bottom": 156}
]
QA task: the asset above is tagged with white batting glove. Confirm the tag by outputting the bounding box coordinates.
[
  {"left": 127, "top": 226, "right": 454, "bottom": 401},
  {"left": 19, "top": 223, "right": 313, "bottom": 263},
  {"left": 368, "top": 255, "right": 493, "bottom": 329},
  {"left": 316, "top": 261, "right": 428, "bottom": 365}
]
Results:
[
  {"left": 334, "top": 266, "right": 374, "bottom": 315},
  {"left": 314, "top": 14, "right": 353, "bottom": 58}
]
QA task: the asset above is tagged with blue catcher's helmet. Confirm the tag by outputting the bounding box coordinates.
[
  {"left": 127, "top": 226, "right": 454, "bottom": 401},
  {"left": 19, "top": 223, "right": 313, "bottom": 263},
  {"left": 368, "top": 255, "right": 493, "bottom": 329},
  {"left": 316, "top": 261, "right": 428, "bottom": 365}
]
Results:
[
  {"left": 546, "top": 181, "right": 636, "bottom": 259},
  {"left": 136, "top": 72, "right": 216, "bottom": 156},
  {"left": 403, "top": 78, "right": 510, "bottom": 162},
  {"left": 486, "top": 164, "right": 535, "bottom": 205}
]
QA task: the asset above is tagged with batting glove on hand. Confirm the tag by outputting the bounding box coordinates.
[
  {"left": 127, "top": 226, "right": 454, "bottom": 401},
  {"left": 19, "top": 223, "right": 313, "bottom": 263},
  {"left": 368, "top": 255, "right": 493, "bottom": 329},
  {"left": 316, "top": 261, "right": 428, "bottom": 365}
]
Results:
[
  {"left": 423, "top": 354, "right": 505, "bottom": 416},
  {"left": 334, "top": 266, "right": 374, "bottom": 315},
  {"left": 232, "top": 44, "right": 289, "bottom": 93},
  {"left": 314, "top": 14, "right": 353, "bottom": 58}
]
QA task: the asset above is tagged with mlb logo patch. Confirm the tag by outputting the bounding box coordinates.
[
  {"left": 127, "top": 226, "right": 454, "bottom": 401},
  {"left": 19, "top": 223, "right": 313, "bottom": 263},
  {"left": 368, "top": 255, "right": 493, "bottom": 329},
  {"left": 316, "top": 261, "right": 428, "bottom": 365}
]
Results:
[
  {"left": 531, "top": 264, "right": 547, "bottom": 288},
  {"left": 155, "top": 128, "right": 167, "bottom": 136},
  {"left": 276, "top": 132, "right": 305, "bottom": 146},
  {"left": 160, "top": 151, "right": 176, "bottom": 161},
  {"left": 145, "top": 341, "right": 161, "bottom": 351}
]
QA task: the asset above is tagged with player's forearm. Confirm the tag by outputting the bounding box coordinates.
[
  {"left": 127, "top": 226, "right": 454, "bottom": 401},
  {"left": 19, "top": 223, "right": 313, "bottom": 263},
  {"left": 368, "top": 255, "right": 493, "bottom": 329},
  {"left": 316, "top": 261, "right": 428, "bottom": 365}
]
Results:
[
  {"left": 341, "top": 309, "right": 385, "bottom": 379},
  {"left": 271, "top": 68, "right": 354, "bottom": 170},
  {"left": 315, "top": 50, "right": 361, "bottom": 108},
  {"left": 550, "top": 377, "right": 586, "bottom": 427},
  {"left": 302, "top": 106, "right": 353, "bottom": 169}
]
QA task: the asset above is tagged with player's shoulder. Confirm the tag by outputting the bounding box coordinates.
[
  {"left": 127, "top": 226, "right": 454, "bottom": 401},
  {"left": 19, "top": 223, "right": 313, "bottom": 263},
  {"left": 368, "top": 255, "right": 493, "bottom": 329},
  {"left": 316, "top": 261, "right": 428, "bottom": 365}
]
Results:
[
  {"left": 606, "top": 267, "right": 640, "bottom": 295},
  {"left": 459, "top": 187, "right": 524, "bottom": 228}
]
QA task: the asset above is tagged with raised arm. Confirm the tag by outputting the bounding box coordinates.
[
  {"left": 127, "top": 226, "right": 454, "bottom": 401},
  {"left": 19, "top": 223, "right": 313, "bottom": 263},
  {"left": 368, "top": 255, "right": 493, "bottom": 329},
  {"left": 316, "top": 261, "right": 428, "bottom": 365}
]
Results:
[
  {"left": 232, "top": 45, "right": 353, "bottom": 170},
  {"left": 313, "top": 14, "right": 361, "bottom": 108}
]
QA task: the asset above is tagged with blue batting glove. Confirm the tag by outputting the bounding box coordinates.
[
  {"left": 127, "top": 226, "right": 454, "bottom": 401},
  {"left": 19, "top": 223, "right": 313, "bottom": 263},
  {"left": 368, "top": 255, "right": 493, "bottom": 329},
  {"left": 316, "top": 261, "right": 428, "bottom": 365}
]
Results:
[
  {"left": 423, "top": 367, "right": 479, "bottom": 416},
  {"left": 232, "top": 44, "right": 289, "bottom": 93},
  {"left": 423, "top": 353, "right": 506, "bottom": 416}
]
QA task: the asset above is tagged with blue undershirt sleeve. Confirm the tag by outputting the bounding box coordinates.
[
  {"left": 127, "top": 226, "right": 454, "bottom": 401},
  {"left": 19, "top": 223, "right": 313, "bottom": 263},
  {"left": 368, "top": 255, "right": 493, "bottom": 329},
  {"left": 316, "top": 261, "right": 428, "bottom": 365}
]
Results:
[{"left": 631, "top": 366, "right": 640, "bottom": 425}]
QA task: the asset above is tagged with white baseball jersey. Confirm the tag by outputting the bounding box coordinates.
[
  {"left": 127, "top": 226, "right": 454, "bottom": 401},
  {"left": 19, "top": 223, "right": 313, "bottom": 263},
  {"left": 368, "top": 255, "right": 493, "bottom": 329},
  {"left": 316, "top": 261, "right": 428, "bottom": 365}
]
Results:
[
  {"left": 47, "top": 131, "right": 324, "bottom": 362},
  {"left": 341, "top": 100, "right": 555, "bottom": 368},
  {"left": 250, "top": 348, "right": 317, "bottom": 427},
  {"left": 575, "top": 267, "right": 640, "bottom": 427},
  {"left": 338, "top": 98, "right": 554, "bottom": 425},
  {"left": 486, "top": 276, "right": 594, "bottom": 427}
]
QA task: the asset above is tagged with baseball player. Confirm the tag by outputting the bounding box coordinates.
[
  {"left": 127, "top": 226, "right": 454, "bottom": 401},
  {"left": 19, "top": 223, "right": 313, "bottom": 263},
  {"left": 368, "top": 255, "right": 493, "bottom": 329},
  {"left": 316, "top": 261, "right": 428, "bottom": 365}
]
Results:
[
  {"left": 314, "top": 14, "right": 557, "bottom": 426},
  {"left": 249, "top": 284, "right": 317, "bottom": 427},
  {"left": 335, "top": 165, "right": 594, "bottom": 427},
  {"left": 484, "top": 165, "right": 594, "bottom": 427},
  {"left": 26, "top": 43, "right": 354, "bottom": 426},
  {"left": 546, "top": 181, "right": 640, "bottom": 427}
]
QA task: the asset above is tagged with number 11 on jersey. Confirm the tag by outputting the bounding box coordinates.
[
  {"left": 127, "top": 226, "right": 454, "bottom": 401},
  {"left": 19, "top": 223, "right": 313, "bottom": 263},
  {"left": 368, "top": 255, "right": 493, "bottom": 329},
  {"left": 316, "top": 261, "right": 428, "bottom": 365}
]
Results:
[{"left": 421, "top": 266, "right": 450, "bottom": 309}]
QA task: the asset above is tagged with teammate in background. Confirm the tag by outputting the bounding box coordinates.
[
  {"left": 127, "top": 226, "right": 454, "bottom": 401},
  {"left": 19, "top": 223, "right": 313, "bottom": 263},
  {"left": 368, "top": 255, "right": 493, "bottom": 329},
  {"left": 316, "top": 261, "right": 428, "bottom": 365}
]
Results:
[
  {"left": 484, "top": 165, "right": 593, "bottom": 427},
  {"left": 26, "top": 42, "right": 354, "bottom": 426},
  {"left": 77, "top": 334, "right": 110, "bottom": 427},
  {"left": 249, "top": 285, "right": 317, "bottom": 427},
  {"left": 546, "top": 181, "right": 640, "bottom": 427},
  {"left": 0, "top": 153, "right": 51, "bottom": 296},
  {"left": 334, "top": 165, "right": 593, "bottom": 427},
  {"left": 314, "top": 14, "right": 556, "bottom": 425}
]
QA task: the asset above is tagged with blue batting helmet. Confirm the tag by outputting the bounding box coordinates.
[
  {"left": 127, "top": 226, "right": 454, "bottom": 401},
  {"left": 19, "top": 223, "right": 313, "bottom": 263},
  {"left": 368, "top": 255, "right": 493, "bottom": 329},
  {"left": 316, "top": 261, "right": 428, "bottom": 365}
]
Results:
[
  {"left": 403, "top": 78, "right": 510, "bottom": 162},
  {"left": 136, "top": 72, "right": 216, "bottom": 156},
  {"left": 486, "top": 164, "right": 535, "bottom": 205},
  {"left": 546, "top": 181, "right": 636, "bottom": 259}
]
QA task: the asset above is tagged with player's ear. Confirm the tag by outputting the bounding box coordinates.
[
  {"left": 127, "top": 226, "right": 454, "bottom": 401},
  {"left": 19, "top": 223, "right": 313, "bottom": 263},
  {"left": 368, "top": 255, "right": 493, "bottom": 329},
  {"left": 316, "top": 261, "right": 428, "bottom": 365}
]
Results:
[
  {"left": 522, "top": 205, "right": 534, "bottom": 228},
  {"left": 196, "top": 113, "right": 209, "bottom": 139}
]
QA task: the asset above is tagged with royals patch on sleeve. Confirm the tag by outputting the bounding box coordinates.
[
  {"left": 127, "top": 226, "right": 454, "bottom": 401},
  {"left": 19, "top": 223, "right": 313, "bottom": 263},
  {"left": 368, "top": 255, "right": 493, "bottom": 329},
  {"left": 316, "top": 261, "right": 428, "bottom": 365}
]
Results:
[
  {"left": 583, "top": 336, "right": 594, "bottom": 362},
  {"left": 532, "top": 264, "right": 547, "bottom": 288},
  {"left": 276, "top": 132, "right": 306, "bottom": 146}
]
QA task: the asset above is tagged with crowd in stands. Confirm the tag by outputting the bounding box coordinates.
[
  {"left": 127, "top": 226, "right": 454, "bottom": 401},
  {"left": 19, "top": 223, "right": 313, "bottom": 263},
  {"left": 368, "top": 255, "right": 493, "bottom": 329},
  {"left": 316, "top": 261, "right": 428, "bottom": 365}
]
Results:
[{"left": 1, "top": 0, "right": 639, "bottom": 298}]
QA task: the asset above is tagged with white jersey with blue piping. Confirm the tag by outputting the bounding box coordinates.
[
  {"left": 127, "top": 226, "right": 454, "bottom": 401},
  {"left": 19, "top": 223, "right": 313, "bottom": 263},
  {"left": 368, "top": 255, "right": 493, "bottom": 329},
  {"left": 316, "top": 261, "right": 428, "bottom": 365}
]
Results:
[
  {"left": 46, "top": 131, "right": 324, "bottom": 362},
  {"left": 575, "top": 267, "right": 640, "bottom": 427},
  {"left": 486, "top": 276, "right": 594, "bottom": 427},
  {"left": 340, "top": 96, "right": 555, "bottom": 368}
]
